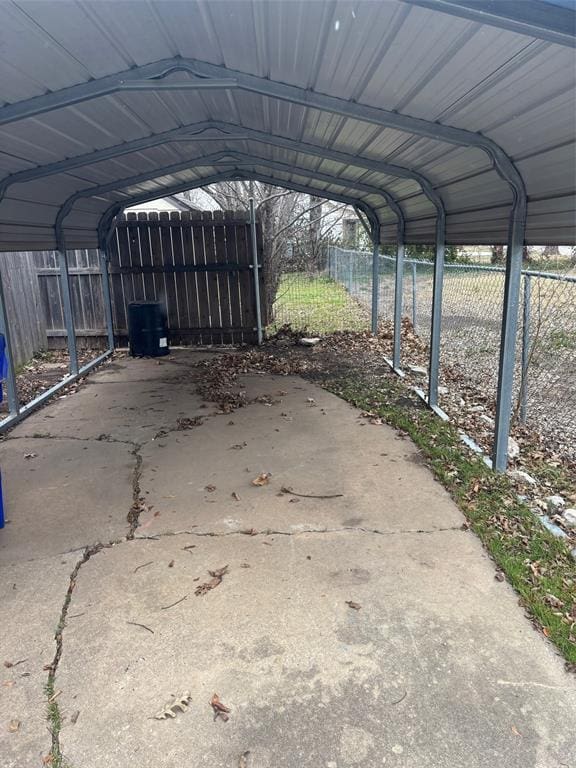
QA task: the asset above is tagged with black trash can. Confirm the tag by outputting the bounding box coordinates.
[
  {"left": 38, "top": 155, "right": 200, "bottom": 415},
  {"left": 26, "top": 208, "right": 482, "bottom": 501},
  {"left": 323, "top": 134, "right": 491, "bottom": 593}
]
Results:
[{"left": 127, "top": 301, "right": 169, "bottom": 357}]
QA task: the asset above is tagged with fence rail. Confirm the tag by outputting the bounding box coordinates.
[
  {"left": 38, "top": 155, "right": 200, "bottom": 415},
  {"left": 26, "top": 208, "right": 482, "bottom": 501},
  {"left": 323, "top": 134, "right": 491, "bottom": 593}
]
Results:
[{"left": 324, "top": 246, "right": 576, "bottom": 455}]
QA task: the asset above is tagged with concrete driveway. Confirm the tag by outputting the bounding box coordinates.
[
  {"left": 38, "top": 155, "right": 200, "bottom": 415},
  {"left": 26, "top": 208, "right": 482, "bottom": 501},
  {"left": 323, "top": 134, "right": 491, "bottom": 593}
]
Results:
[{"left": 1, "top": 351, "right": 574, "bottom": 768}]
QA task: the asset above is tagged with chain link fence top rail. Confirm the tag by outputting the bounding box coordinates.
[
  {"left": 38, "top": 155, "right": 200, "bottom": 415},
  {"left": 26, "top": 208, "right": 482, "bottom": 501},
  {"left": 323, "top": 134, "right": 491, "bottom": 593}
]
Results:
[{"left": 270, "top": 245, "right": 575, "bottom": 457}]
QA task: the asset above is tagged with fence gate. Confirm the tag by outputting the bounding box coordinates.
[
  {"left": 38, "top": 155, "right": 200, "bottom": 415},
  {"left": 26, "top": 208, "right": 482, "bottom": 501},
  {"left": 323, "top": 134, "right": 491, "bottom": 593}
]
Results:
[{"left": 108, "top": 210, "right": 265, "bottom": 345}]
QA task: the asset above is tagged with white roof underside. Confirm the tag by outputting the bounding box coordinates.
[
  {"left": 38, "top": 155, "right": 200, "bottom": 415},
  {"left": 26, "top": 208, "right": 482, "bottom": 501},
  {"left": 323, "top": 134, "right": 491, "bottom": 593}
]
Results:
[{"left": 0, "top": 0, "right": 574, "bottom": 251}]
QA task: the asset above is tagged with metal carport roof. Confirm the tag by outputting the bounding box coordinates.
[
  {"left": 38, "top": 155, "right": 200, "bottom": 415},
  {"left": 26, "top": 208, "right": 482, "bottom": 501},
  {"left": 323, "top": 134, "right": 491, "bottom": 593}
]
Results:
[
  {"left": 0, "top": 0, "right": 574, "bottom": 252},
  {"left": 0, "top": 0, "right": 574, "bottom": 473}
]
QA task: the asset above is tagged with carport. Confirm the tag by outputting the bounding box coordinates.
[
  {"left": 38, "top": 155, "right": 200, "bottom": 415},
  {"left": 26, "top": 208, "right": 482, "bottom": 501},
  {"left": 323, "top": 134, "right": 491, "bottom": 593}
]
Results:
[
  {"left": 0, "top": 0, "right": 574, "bottom": 470},
  {"left": 1, "top": 3, "right": 576, "bottom": 766}
]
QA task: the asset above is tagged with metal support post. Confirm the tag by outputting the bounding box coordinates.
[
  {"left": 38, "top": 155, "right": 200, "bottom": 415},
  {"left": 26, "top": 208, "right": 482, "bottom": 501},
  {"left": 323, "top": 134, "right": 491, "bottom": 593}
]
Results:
[
  {"left": 392, "top": 238, "right": 406, "bottom": 369},
  {"left": 411, "top": 261, "right": 417, "bottom": 331},
  {"left": 428, "top": 216, "right": 446, "bottom": 409},
  {"left": 57, "top": 249, "right": 79, "bottom": 375},
  {"left": 249, "top": 198, "right": 263, "bottom": 345},
  {"left": 492, "top": 194, "right": 528, "bottom": 472},
  {"left": 0, "top": 268, "right": 19, "bottom": 415},
  {"left": 99, "top": 248, "right": 115, "bottom": 352},
  {"left": 519, "top": 274, "right": 531, "bottom": 424},
  {"left": 371, "top": 230, "right": 380, "bottom": 335}
]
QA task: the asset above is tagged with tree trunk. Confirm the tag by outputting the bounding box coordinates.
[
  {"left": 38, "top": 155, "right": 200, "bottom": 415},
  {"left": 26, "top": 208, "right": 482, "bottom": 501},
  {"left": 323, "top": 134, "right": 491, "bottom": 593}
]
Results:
[{"left": 491, "top": 245, "right": 504, "bottom": 264}]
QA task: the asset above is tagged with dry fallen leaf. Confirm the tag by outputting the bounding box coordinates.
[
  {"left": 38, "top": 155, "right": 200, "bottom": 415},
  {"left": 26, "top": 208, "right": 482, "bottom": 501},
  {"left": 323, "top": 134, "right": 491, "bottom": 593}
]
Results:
[
  {"left": 211, "top": 693, "right": 230, "bottom": 722},
  {"left": 251, "top": 473, "right": 270, "bottom": 487},
  {"left": 195, "top": 566, "right": 229, "bottom": 596},
  {"left": 8, "top": 719, "right": 20, "bottom": 733}
]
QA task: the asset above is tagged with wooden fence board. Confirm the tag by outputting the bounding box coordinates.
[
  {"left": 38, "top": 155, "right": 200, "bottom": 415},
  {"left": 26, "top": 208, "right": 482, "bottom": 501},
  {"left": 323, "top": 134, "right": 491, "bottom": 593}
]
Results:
[{"left": 33, "top": 211, "right": 264, "bottom": 348}]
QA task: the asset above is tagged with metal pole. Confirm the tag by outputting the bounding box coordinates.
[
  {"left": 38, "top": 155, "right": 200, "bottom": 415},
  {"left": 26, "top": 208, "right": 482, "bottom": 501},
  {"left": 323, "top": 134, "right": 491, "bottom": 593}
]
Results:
[
  {"left": 99, "top": 248, "right": 115, "bottom": 352},
  {"left": 492, "top": 193, "right": 528, "bottom": 471},
  {"left": 411, "top": 261, "right": 417, "bottom": 331},
  {"left": 428, "top": 216, "right": 446, "bottom": 409},
  {"left": 249, "top": 197, "right": 263, "bottom": 345},
  {"left": 371, "top": 229, "right": 380, "bottom": 334},
  {"left": 393, "top": 238, "right": 405, "bottom": 369},
  {"left": 0, "top": 267, "right": 19, "bottom": 416},
  {"left": 519, "top": 274, "right": 531, "bottom": 424},
  {"left": 57, "top": 249, "right": 79, "bottom": 375}
]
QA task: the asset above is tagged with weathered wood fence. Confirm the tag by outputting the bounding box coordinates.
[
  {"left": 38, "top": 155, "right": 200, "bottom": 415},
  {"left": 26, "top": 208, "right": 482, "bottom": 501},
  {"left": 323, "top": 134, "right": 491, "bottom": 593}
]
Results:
[
  {"left": 33, "top": 210, "right": 264, "bottom": 348},
  {"left": 35, "top": 249, "right": 106, "bottom": 348},
  {"left": 108, "top": 210, "right": 264, "bottom": 345},
  {"left": 0, "top": 251, "right": 46, "bottom": 366},
  {"left": 0, "top": 211, "right": 265, "bottom": 362}
]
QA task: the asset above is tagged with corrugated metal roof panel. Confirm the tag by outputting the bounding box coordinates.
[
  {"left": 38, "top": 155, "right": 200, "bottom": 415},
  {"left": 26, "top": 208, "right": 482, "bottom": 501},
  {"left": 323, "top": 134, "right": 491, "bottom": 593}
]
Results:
[{"left": 0, "top": 0, "right": 573, "bottom": 251}]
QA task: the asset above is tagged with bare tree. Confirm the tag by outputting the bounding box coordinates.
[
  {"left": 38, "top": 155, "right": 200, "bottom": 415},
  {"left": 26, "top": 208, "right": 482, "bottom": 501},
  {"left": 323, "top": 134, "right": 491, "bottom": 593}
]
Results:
[{"left": 177, "top": 182, "right": 357, "bottom": 320}]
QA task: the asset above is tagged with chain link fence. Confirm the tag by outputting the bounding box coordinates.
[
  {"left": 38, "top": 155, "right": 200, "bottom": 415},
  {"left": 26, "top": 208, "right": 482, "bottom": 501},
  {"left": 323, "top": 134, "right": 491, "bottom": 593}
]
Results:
[{"left": 269, "top": 245, "right": 576, "bottom": 454}]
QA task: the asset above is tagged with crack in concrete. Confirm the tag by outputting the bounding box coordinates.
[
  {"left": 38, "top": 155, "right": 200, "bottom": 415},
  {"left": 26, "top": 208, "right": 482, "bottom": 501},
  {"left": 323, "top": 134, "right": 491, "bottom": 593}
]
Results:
[
  {"left": 133, "top": 524, "right": 466, "bottom": 540},
  {"left": 42, "top": 518, "right": 465, "bottom": 762},
  {"left": 127, "top": 444, "right": 144, "bottom": 539},
  {"left": 45, "top": 541, "right": 112, "bottom": 766},
  {"left": 3, "top": 432, "right": 136, "bottom": 446}
]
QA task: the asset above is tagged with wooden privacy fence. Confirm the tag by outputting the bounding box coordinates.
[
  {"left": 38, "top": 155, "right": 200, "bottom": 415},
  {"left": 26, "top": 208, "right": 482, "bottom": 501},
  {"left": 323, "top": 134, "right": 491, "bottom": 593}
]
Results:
[
  {"left": 109, "top": 210, "right": 265, "bottom": 345},
  {"left": 0, "top": 251, "right": 46, "bottom": 365},
  {"left": 34, "top": 210, "right": 265, "bottom": 348},
  {"left": 35, "top": 249, "right": 106, "bottom": 347}
]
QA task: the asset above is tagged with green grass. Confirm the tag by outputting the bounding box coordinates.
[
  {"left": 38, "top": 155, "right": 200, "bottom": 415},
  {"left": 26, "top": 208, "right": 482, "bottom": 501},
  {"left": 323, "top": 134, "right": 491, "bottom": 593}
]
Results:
[
  {"left": 323, "top": 373, "right": 576, "bottom": 666},
  {"left": 44, "top": 678, "right": 70, "bottom": 768},
  {"left": 268, "top": 273, "right": 368, "bottom": 335},
  {"left": 549, "top": 329, "right": 576, "bottom": 351}
]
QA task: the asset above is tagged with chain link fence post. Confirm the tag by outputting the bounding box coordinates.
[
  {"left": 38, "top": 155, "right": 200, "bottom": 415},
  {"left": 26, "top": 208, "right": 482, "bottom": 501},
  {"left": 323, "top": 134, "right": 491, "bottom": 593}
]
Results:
[
  {"left": 411, "top": 261, "right": 417, "bottom": 332},
  {"left": 519, "top": 273, "right": 531, "bottom": 424}
]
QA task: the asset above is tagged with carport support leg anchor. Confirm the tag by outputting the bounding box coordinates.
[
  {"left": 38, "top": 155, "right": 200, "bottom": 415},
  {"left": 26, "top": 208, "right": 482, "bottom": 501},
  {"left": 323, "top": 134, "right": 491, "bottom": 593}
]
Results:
[{"left": 58, "top": 249, "right": 79, "bottom": 375}]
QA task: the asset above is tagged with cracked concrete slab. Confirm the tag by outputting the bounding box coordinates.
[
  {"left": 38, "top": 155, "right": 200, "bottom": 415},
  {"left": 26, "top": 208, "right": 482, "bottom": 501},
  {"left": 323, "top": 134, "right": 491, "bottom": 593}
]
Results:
[
  {"left": 1, "top": 351, "right": 574, "bottom": 768},
  {"left": 137, "top": 374, "right": 463, "bottom": 537},
  {"left": 0, "top": 552, "right": 77, "bottom": 768},
  {"left": 56, "top": 532, "right": 575, "bottom": 768},
  {"left": 0, "top": 437, "right": 133, "bottom": 564}
]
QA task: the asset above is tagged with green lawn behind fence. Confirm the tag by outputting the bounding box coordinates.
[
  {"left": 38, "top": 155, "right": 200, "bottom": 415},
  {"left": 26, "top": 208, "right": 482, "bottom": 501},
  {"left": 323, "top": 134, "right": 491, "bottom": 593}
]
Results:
[{"left": 268, "top": 273, "right": 368, "bottom": 335}]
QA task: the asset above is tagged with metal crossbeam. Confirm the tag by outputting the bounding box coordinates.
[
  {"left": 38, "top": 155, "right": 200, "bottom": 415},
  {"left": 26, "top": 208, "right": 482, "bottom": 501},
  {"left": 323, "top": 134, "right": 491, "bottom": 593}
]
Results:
[
  {"left": 0, "top": 56, "right": 523, "bottom": 193},
  {"left": 401, "top": 0, "right": 576, "bottom": 48},
  {"left": 0, "top": 120, "right": 439, "bottom": 212},
  {"left": 96, "top": 169, "right": 379, "bottom": 248},
  {"left": 54, "top": 150, "right": 398, "bottom": 248}
]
